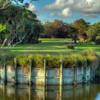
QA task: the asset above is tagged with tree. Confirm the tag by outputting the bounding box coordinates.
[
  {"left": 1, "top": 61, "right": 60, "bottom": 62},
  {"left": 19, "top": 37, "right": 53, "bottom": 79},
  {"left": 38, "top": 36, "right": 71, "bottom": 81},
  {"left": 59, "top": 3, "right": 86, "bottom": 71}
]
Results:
[
  {"left": 87, "top": 22, "right": 100, "bottom": 42},
  {"left": 67, "top": 26, "right": 78, "bottom": 43},
  {"left": 0, "top": 0, "right": 38, "bottom": 10},
  {"left": 73, "top": 19, "right": 89, "bottom": 33},
  {"left": 42, "top": 20, "right": 70, "bottom": 38},
  {"left": 41, "top": 21, "right": 54, "bottom": 38},
  {"left": 73, "top": 19, "right": 89, "bottom": 42},
  {"left": 42, "top": 20, "right": 81, "bottom": 43},
  {"left": 0, "top": 24, "right": 8, "bottom": 44},
  {"left": 95, "top": 36, "right": 100, "bottom": 44},
  {"left": 0, "top": 4, "right": 43, "bottom": 47},
  {"left": 0, "top": 0, "right": 10, "bottom": 11}
]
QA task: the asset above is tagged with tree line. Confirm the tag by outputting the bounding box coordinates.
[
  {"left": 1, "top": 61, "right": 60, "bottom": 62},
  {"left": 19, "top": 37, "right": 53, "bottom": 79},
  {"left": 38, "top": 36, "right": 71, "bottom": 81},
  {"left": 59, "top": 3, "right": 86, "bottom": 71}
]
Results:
[{"left": 41, "top": 19, "right": 100, "bottom": 44}]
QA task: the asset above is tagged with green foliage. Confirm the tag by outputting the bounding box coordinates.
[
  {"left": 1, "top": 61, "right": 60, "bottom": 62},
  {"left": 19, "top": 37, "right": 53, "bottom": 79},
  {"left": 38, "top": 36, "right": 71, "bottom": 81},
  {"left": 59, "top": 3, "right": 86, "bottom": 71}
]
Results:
[
  {"left": 32, "top": 55, "right": 44, "bottom": 68},
  {"left": 5, "top": 55, "right": 14, "bottom": 65},
  {"left": 17, "top": 55, "right": 30, "bottom": 67},
  {"left": 0, "top": 2, "right": 42, "bottom": 46},
  {"left": 42, "top": 20, "right": 70, "bottom": 38},
  {"left": 17, "top": 54, "right": 44, "bottom": 68},
  {"left": 63, "top": 49, "right": 97, "bottom": 67},
  {"left": 87, "top": 22, "right": 100, "bottom": 41},
  {"left": 82, "top": 49, "right": 97, "bottom": 66},
  {"left": 71, "top": 19, "right": 89, "bottom": 43},
  {"left": 63, "top": 54, "right": 85, "bottom": 68},
  {"left": 0, "top": 54, "right": 14, "bottom": 66},
  {"left": 67, "top": 44, "right": 75, "bottom": 49},
  {"left": 46, "top": 55, "right": 61, "bottom": 68},
  {"left": 95, "top": 36, "right": 100, "bottom": 44},
  {"left": 73, "top": 19, "right": 89, "bottom": 32},
  {"left": 0, "top": 55, "right": 5, "bottom": 65},
  {"left": 0, "top": 49, "right": 98, "bottom": 69},
  {"left": 0, "top": 24, "right": 7, "bottom": 32}
]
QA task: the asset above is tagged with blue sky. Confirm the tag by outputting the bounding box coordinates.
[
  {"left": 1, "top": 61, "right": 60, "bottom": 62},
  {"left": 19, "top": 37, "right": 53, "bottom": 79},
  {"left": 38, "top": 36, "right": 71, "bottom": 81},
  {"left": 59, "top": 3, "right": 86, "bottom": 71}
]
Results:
[{"left": 25, "top": 0, "right": 100, "bottom": 24}]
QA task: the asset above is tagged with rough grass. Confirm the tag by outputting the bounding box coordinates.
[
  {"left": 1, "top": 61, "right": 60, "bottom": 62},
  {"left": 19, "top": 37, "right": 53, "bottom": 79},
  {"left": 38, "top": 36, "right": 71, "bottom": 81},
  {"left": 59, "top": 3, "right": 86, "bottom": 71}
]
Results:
[{"left": 0, "top": 38, "right": 100, "bottom": 55}]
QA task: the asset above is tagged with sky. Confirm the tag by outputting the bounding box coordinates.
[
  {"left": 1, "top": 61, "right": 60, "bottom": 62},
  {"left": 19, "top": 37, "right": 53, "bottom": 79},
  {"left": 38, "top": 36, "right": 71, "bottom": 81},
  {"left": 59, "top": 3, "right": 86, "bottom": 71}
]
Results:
[{"left": 25, "top": 0, "right": 100, "bottom": 24}]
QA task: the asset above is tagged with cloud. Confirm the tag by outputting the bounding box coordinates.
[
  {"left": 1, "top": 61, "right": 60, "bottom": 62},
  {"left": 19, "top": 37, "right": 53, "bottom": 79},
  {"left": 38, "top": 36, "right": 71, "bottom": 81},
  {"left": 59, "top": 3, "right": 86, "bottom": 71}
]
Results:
[
  {"left": 49, "top": 8, "right": 72, "bottom": 17},
  {"left": 45, "top": 0, "right": 100, "bottom": 17},
  {"left": 26, "top": 3, "right": 36, "bottom": 12},
  {"left": 46, "top": 0, "right": 74, "bottom": 10},
  {"left": 62, "top": 8, "right": 72, "bottom": 17}
]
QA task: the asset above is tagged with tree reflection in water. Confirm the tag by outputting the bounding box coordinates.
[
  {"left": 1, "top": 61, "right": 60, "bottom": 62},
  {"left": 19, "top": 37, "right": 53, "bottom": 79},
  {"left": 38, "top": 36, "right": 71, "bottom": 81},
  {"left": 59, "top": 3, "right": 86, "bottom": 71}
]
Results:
[{"left": 0, "top": 84, "right": 100, "bottom": 100}]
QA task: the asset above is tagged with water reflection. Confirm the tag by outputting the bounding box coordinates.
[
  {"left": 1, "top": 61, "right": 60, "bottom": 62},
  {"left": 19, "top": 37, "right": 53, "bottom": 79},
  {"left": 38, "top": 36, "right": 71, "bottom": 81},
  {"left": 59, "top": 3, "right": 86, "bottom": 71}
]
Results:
[
  {"left": 95, "top": 94, "right": 100, "bottom": 100},
  {"left": 0, "top": 84, "right": 100, "bottom": 100}
]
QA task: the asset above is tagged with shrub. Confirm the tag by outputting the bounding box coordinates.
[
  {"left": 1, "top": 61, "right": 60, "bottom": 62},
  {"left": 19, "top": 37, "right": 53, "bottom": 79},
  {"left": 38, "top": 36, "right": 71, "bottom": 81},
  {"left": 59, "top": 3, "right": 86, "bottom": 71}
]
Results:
[
  {"left": 82, "top": 49, "right": 97, "bottom": 66},
  {"left": 63, "top": 54, "right": 77, "bottom": 68},
  {"left": 67, "top": 44, "right": 75, "bottom": 49},
  {"left": 6, "top": 56, "right": 15, "bottom": 66},
  {"left": 17, "top": 55, "right": 30, "bottom": 67},
  {"left": 63, "top": 54, "right": 85, "bottom": 68},
  {"left": 74, "top": 54, "right": 86, "bottom": 67},
  {"left": 17, "top": 54, "right": 44, "bottom": 68},
  {"left": 79, "top": 38, "right": 85, "bottom": 43},
  {"left": 0, "top": 50, "right": 98, "bottom": 69},
  {"left": 46, "top": 55, "right": 61, "bottom": 68},
  {"left": 0, "top": 54, "right": 15, "bottom": 66},
  {"left": 0, "top": 56, "right": 5, "bottom": 67},
  {"left": 95, "top": 36, "right": 100, "bottom": 44},
  {"left": 32, "top": 55, "right": 44, "bottom": 68},
  {"left": 16, "top": 55, "right": 34, "bottom": 73}
]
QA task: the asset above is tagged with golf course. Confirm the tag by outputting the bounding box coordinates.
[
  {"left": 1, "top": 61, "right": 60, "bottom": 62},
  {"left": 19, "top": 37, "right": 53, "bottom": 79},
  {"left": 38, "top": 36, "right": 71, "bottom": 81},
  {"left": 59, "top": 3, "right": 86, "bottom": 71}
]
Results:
[{"left": 0, "top": 38, "right": 100, "bottom": 55}]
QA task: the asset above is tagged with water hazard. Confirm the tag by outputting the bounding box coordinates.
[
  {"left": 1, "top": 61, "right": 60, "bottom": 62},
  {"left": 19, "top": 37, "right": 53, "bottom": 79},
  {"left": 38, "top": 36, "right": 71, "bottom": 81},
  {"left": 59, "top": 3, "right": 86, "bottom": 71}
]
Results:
[{"left": 0, "top": 84, "right": 100, "bottom": 100}]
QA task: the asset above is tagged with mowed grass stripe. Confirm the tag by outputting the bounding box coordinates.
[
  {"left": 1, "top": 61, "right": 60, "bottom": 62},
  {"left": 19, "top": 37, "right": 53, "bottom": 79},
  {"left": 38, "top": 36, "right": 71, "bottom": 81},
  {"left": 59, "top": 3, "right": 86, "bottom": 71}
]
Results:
[{"left": 0, "top": 38, "right": 100, "bottom": 54}]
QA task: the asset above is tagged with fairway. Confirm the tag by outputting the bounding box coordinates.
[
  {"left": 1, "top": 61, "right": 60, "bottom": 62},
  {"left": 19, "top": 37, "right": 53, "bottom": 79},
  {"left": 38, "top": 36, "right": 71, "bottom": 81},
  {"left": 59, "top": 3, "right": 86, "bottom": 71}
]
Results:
[{"left": 0, "top": 38, "right": 99, "bottom": 55}]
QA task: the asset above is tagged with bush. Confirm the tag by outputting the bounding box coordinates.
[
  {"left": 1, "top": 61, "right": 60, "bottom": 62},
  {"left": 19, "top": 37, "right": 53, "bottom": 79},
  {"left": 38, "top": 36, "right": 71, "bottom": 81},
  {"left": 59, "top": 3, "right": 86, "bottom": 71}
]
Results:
[
  {"left": 63, "top": 54, "right": 85, "bottom": 68},
  {"left": 17, "top": 55, "right": 30, "bottom": 67},
  {"left": 63, "top": 49, "right": 98, "bottom": 68},
  {"left": 0, "top": 54, "right": 14, "bottom": 66},
  {"left": 67, "top": 44, "right": 75, "bottom": 49},
  {"left": 82, "top": 49, "right": 97, "bottom": 66},
  {"left": 6, "top": 56, "right": 15, "bottom": 66},
  {"left": 95, "top": 36, "right": 100, "bottom": 44},
  {"left": 17, "top": 54, "right": 44, "bottom": 68},
  {"left": 79, "top": 38, "right": 85, "bottom": 43},
  {"left": 0, "top": 50, "right": 98, "bottom": 69},
  {"left": 32, "top": 55, "right": 44, "bottom": 68},
  {"left": 46, "top": 55, "right": 61, "bottom": 68}
]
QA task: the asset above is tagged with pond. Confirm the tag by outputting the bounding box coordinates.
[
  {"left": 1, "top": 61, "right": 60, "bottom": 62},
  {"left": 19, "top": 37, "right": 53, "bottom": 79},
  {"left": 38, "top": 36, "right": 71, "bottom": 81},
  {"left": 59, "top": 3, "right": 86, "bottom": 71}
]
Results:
[{"left": 0, "top": 84, "right": 100, "bottom": 100}]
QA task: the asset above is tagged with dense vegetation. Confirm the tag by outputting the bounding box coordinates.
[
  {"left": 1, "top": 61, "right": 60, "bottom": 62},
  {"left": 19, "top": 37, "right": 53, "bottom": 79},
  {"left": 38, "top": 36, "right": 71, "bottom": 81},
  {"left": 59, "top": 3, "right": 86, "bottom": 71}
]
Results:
[
  {"left": 41, "top": 19, "right": 100, "bottom": 44},
  {"left": 0, "top": 0, "right": 100, "bottom": 48},
  {"left": 0, "top": 49, "right": 99, "bottom": 69},
  {"left": 0, "top": 0, "right": 43, "bottom": 47}
]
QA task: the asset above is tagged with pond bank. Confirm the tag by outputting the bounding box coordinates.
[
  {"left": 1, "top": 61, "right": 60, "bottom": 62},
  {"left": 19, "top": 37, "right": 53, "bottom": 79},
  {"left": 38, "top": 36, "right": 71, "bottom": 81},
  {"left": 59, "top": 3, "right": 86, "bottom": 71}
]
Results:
[{"left": 0, "top": 50, "right": 99, "bottom": 85}]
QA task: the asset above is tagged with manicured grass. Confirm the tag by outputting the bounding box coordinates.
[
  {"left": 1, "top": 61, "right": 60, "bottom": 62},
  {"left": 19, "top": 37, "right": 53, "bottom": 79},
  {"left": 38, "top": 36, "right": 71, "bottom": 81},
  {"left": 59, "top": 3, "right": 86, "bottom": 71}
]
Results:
[{"left": 0, "top": 38, "right": 100, "bottom": 55}]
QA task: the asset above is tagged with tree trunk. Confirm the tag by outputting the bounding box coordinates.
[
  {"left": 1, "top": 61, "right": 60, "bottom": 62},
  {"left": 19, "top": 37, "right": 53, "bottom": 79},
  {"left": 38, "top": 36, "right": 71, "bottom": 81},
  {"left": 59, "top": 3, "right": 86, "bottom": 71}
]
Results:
[{"left": 1, "top": 38, "right": 8, "bottom": 48}]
